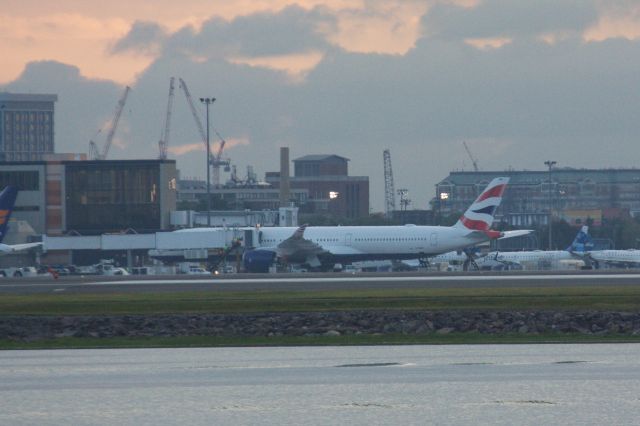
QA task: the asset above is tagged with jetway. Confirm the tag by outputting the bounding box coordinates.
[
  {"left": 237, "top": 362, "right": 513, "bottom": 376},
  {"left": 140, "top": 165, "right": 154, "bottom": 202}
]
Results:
[{"left": 42, "top": 227, "right": 260, "bottom": 265}]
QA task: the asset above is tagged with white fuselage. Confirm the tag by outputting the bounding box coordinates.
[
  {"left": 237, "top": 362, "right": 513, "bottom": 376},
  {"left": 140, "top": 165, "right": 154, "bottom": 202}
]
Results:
[
  {"left": 589, "top": 250, "right": 640, "bottom": 265},
  {"left": 481, "top": 250, "right": 576, "bottom": 265},
  {"left": 258, "top": 224, "right": 487, "bottom": 260}
]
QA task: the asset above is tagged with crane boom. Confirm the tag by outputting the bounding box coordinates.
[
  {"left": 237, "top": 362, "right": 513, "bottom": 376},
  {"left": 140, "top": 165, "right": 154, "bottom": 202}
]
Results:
[
  {"left": 463, "top": 141, "right": 480, "bottom": 172},
  {"left": 178, "top": 78, "right": 208, "bottom": 146},
  {"left": 94, "top": 86, "right": 131, "bottom": 160},
  {"left": 178, "top": 77, "right": 230, "bottom": 187},
  {"left": 158, "top": 77, "right": 175, "bottom": 160},
  {"left": 383, "top": 149, "right": 396, "bottom": 218}
]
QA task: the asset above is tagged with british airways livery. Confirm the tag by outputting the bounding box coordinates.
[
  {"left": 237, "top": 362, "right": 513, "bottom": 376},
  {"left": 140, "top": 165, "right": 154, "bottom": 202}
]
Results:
[{"left": 243, "top": 177, "right": 530, "bottom": 272}]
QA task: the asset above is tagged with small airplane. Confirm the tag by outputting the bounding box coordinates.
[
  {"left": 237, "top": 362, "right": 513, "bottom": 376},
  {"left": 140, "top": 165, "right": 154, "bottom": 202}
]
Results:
[
  {"left": 0, "top": 186, "right": 42, "bottom": 254},
  {"left": 477, "top": 225, "right": 593, "bottom": 269},
  {"left": 576, "top": 228, "right": 640, "bottom": 268},
  {"left": 243, "top": 177, "right": 532, "bottom": 272}
]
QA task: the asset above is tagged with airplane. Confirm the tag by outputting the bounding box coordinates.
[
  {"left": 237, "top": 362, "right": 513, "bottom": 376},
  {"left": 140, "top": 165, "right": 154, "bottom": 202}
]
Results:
[
  {"left": 0, "top": 186, "right": 42, "bottom": 254},
  {"left": 476, "top": 225, "right": 593, "bottom": 270},
  {"left": 243, "top": 177, "right": 531, "bottom": 272},
  {"left": 587, "top": 249, "right": 640, "bottom": 268},
  {"left": 575, "top": 229, "right": 640, "bottom": 268}
]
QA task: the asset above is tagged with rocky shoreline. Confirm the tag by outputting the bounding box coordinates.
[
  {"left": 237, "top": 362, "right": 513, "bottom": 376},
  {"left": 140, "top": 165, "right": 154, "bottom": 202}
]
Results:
[{"left": 3, "top": 310, "right": 640, "bottom": 341}]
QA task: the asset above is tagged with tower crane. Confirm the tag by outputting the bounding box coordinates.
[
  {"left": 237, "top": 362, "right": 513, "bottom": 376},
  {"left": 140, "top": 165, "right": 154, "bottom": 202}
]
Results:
[
  {"left": 383, "top": 149, "right": 396, "bottom": 218},
  {"left": 463, "top": 141, "right": 480, "bottom": 172},
  {"left": 89, "top": 86, "right": 131, "bottom": 160},
  {"left": 178, "top": 78, "right": 230, "bottom": 187},
  {"left": 158, "top": 77, "right": 175, "bottom": 160}
]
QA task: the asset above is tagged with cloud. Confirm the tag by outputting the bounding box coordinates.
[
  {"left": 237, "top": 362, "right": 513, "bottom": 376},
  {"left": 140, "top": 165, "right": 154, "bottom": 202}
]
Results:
[
  {"left": 424, "top": 0, "right": 599, "bottom": 41},
  {"left": 6, "top": 3, "right": 640, "bottom": 211},
  {"left": 166, "top": 5, "right": 334, "bottom": 58},
  {"left": 168, "top": 136, "right": 250, "bottom": 156},
  {"left": 584, "top": 1, "right": 640, "bottom": 41},
  {"left": 110, "top": 21, "right": 169, "bottom": 56}
]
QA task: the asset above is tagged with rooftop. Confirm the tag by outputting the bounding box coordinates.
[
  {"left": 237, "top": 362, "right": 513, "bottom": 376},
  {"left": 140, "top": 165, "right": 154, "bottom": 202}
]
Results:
[
  {"left": 438, "top": 169, "right": 640, "bottom": 186},
  {"left": 293, "top": 154, "right": 350, "bottom": 162}
]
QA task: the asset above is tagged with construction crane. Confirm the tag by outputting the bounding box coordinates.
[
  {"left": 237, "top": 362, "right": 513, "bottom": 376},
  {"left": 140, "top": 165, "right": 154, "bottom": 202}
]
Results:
[
  {"left": 158, "top": 77, "right": 175, "bottom": 160},
  {"left": 89, "top": 86, "right": 131, "bottom": 160},
  {"left": 178, "top": 78, "right": 230, "bottom": 187},
  {"left": 463, "top": 141, "right": 480, "bottom": 172},
  {"left": 383, "top": 149, "right": 396, "bottom": 218}
]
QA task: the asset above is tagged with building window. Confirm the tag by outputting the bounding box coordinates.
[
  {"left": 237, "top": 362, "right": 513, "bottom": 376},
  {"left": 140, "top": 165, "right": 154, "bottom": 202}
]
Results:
[{"left": 0, "top": 171, "right": 40, "bottom": 190}]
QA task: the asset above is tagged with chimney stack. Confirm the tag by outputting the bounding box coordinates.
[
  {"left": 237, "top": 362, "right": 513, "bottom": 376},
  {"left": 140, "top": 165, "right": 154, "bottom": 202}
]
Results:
[{"left": 279, "top": 147, "right": 290, "bottom": 207}]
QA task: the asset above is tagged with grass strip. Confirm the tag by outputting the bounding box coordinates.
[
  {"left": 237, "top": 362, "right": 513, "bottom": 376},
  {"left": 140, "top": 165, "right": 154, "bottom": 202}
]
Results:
[
  {"left": 2, "top": 332, "right": 640, "bottom": 350},
  {"left": 3, "top": 286, "right": 640, "bottom": 315}
]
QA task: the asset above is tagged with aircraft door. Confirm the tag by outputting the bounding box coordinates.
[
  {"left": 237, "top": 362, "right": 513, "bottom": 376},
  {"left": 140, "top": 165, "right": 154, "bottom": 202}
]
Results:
[
  {"left": 244, "top": 230, "right": 254, "bottom": 248},
  {"left": 345, "top": 233, "right": 352, "bottom": 246},
  {"left": 430, "top": 232, "right": 438, "bottom": 248}
]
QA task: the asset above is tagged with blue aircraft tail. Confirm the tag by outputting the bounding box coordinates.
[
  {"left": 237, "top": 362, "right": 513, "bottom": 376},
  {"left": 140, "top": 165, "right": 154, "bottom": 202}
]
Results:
[
  {"left": 566, "top": 225, "right": 594, "bottom": 252},
  {"left": 0, "top": 186, "right": 18, "bottom": 243}
]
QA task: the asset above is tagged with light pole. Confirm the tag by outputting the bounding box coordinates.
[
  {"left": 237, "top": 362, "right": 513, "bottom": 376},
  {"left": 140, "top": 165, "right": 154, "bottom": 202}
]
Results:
[
  {"left": 544, "top": 160, "right": 557, "bottom": 250},
  {"left": 200, "top": 97, "right": 215, "bottom": 227}
]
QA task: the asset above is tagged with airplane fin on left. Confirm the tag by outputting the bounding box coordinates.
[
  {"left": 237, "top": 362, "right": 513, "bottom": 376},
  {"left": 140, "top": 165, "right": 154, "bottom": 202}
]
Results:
[{"left": 0, "top": 186, "right": 18, "bottom": 243}]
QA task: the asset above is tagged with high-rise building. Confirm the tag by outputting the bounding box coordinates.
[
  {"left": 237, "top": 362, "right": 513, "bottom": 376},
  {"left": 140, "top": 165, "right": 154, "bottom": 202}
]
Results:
[{"left": 0, "top": 92, "right": 57, "bottom": 161}]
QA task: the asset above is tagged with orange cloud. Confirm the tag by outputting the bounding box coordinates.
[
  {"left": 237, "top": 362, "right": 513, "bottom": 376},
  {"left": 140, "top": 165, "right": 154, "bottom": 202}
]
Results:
[
  {"left": 229, "top": 51, "right": 325, "bottom": 82},
  {"left": 464, "top": 37, "right": 512, "bottom": 50},
  {"left": 1, "top": 1, "right": 467, "bottom": 84},
  {"left": 0, "top": 13, "right": 153, "bottom": 84},
  {"left": 323, "top": 2, "right": 429, "bottom": 55},
  {"left": 168, "top": 137, "right": 250, "bottom": 156},
  {"left": 584, "top": 14, "right": 640, "bottom": 42}
]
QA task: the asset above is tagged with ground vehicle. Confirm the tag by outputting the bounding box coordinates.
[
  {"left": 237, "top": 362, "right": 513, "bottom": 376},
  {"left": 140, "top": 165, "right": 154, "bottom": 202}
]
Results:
[
  {"left": 0, "top": 266, "right": 39, "bottom": 277},
  {"left": 185, "top": 266, "right": 210, "bottom": 275},
  {"left": 177, "top": 262, "right": 210, "bottom": 275}
]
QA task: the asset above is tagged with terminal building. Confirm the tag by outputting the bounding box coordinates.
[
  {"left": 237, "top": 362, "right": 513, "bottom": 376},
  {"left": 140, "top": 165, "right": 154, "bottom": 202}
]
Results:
[
  {"left": 435, "top": 169, "right": 640, "bottom": 227},
  {"left": 0, "top": 159, "right": 177, "bottom": 236}
]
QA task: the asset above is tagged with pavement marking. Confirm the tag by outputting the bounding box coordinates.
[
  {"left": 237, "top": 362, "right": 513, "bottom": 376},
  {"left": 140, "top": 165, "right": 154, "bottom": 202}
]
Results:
[{"left": 90, "top": 273, "right": 640, "bottom": 286}]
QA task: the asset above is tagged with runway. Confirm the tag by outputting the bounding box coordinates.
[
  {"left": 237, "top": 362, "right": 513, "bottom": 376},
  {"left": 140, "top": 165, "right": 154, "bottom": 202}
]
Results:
[{"left": 1, "top": 271, "right": 640, "bottom": 295}]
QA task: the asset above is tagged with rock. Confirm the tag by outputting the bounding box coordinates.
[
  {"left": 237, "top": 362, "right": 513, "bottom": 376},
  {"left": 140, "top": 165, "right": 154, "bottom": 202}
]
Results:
[{"left": 324, "top": 330, "right": 341, "bottom": 337}]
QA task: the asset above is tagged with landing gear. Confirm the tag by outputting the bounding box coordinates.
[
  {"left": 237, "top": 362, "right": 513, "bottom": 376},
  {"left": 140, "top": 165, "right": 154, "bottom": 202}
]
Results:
[
  {"left": 462, "top": 248, "right": 479, "bottom": 271},
  {"left": 418, "top": 253, "right": 430, "bottom": 269}
]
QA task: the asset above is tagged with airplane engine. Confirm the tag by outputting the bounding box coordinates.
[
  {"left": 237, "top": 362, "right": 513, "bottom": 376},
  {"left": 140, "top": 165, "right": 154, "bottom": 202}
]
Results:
[{"left": 243, "top": 249, "right": 277, "bottom": 273}]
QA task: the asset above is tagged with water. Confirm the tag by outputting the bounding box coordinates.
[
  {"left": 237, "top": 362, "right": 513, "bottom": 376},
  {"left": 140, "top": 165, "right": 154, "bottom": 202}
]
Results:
[{"left": 1, "top": 344, "right": 640, "bottom": 425}]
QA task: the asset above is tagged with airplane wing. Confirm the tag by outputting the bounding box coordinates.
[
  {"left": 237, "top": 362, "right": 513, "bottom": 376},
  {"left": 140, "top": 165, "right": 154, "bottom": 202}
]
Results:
[
  {"left": 498, "top": 230, "right": 533, "bottom": 240},
  {"left": 0, "top": 242, "right": 42, "bottom": 254},
  {"left": 275, "top": 225, "right": 329, "bottom": 267}
]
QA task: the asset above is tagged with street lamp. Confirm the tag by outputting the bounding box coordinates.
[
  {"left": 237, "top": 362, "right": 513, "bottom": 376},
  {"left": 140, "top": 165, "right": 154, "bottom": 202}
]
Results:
[
  {"left": 200, "top": 97, "right": 215, "bottom": 227},
  {"left": 544, "top": 160, "right": 557, "bottom": 250}
]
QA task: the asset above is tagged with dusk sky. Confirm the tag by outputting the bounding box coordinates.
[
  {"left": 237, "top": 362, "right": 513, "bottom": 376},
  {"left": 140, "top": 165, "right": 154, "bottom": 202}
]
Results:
[{"left": 3, "top": 0, "right": 640, "bottom": 211}]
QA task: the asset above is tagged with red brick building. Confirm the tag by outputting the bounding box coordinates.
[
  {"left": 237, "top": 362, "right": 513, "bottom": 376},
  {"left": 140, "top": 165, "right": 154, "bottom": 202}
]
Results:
[{"left": 266, "top": 154, "right": 369, "bottom": 218}]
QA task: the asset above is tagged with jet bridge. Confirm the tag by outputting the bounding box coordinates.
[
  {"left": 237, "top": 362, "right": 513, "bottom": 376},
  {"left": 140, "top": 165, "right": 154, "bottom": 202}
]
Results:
[{"left": 42, "top": 227, "right": 259, "bottom": 265}]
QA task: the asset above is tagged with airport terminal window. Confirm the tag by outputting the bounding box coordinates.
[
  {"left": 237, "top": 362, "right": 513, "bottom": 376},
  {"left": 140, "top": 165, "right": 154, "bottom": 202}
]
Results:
[
  {"left": 66, "top": 164, "right": 162, "bottom": 233},
  {"left": 0, "top": 171, "right": 39, "bottom": 190}
]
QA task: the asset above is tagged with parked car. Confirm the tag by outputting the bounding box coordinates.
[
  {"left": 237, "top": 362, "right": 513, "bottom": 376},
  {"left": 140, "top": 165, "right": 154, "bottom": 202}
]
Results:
[{"left": 0, "top": 266, "right": 39, "bottom": 278}]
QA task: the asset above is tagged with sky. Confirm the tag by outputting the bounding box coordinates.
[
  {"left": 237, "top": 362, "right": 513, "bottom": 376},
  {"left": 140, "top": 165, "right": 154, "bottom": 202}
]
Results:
[{"left": 3, "top": 0, "right": 640, "bottom": 211}]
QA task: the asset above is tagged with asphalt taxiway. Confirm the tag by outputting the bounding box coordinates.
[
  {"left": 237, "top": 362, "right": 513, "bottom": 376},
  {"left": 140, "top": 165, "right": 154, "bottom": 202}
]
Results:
[{"left": 1, "top": 271, "right": 640, "bottom": 295}]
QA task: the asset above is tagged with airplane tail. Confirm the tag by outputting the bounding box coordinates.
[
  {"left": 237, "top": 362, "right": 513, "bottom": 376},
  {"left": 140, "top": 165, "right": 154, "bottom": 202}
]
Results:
[
  {"left": 453, "top": 177, "right": 509, "bottom": 236},
  {"left": 567, "top": 225, "right": 594, "bottom": 252},
  {"left": 0, "top": 186, "right": 18, "bottom": 243}
]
